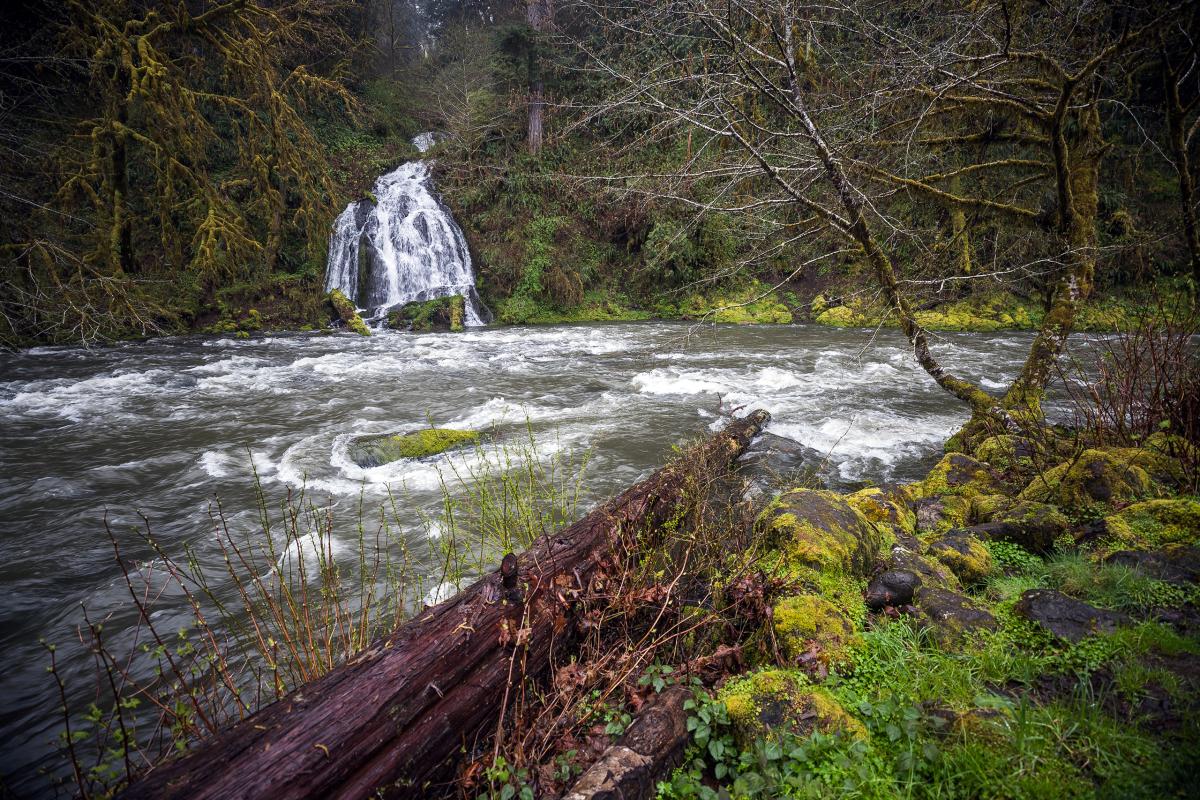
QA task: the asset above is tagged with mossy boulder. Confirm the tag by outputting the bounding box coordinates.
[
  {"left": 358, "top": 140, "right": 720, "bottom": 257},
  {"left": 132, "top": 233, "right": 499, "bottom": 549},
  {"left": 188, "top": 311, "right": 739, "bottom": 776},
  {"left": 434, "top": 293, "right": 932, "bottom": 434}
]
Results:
[
  {"left": 1098, "top": 499, "right": 1200, "bottom": 553},
  {"left": 913, "top": 494, "right": 973, "bottom": 536},
  {"left": 772, "top": 594, "right": 861, "bottom": 669},
  {"left": 968, "top": 498, "right": 1070, "bottom": 553},
  {"left": 719, "top": 670, "right": 866, "bottom": 744},
  {"left": 864, "top": 569, "right": 922, "bottom": 610},
  {"left": 814, "top": 304, "right": 866, "bottom": 327},
  {"left": 1105, "top": 545, "right": 1200, "bottom": 585},
  {"left": 926, "top": 532, "right": 994, "bottom": 586},
  {"left": 387, "top": 295, "right": 466, "bottom": 332},
  {"left": 886, "top": 545, "right": 961, "bottom": 592},
  {"left": 328, "top": 289, "right": 371, "bottom": 336},
  {"left": 916, "top": 453, "right": 1005, "bottom": 500},
  {"left": 913, "top": 587, "right": 997, "bottom": 646},
  {"left": 757, "top": 489, "right": 883, "bottom": 578},
  {"left": 847, "top": 486, "right": 917, "bottom": 537},
  {"left": 973, "top": 435, "right": 1045, "bottom": 473},
  {"left": 1019, "top": 449, "right": 1153, "bottom": 516},
  {"left": 348, "top": 428, "right": 480, "bottom": 467}
]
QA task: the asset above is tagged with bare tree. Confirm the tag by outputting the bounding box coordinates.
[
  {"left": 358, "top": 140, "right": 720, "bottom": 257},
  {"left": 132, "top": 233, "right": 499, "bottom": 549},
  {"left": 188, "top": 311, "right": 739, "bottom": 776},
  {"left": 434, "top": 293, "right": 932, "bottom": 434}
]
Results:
[{"left": 569, "top": 0, "right": 1173, "bottom": 435}]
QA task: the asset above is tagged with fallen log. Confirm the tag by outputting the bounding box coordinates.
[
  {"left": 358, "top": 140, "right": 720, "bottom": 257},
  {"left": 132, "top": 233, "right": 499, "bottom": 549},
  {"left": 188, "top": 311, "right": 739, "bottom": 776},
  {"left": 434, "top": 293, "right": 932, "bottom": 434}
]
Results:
[
  {"left": 121, "top": 410, "right": 770, "bottom": 800},
  {"left": 562, "top": 686, "right": 692, "bottom": 800}
]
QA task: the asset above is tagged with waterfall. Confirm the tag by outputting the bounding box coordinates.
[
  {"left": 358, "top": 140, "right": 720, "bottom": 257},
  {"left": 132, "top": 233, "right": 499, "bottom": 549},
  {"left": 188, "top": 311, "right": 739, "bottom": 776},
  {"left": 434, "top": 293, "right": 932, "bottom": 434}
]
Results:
[{"left": 324, "top": 134, "right": 488, "bottom": 325}]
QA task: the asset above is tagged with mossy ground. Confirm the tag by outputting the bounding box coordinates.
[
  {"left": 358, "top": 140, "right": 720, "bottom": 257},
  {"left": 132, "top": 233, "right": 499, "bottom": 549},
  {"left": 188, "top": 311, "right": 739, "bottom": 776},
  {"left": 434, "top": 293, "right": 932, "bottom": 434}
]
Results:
[{"left": 661, "top": 435, "right": 1200, "bottom": 800}]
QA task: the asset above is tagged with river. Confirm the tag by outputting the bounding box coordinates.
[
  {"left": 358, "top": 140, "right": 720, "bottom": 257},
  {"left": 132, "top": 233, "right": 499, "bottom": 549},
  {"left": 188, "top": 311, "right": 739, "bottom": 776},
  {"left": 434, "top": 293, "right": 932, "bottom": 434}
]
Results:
[{"left": 0, "top": 321, "right": 1048, "bottom": 790}]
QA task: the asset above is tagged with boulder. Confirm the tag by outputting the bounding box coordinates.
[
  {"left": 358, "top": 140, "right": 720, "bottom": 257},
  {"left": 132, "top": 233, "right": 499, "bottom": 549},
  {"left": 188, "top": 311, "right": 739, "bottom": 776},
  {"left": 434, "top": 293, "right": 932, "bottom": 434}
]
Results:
[
  {"left": 916, "top": 453, "right": 1006, "bottom": 500},
  {"left": 847, "top": 486, "right": 917, "bottom": 537},
  {"left": 1019, "top": 449, "right": 1153, "bottom": 516},
  {"left": 1012, "top": 589, "right": 1130, "bottom": 642},
  {"left": 328, "top": 289, "right": 371, "bottom": 336},
  {"left": 973, "top": 435, "right": 1044, "bottom": 473},
  {"left": 757, "top": 489, "right": 882, "bottom": 577},
  {"left": 1105, "top": 546, "right": 1200, "bottom": 585},
  {"left": 913, "top": 494, "right": 972, "bottom": 536},
  {"left": 387, "top": 295, "right": 466, "bottom": 332},
  {"left": 886, "top": 545, "right": 960, "bottom": 592},
  {"left": 1100, "top": 499, "right": 1200, "bottom": 551},
  {"left": 965, "top": 498, "right": 1069, "bottom": 553},
  {"left": 772, "top": 594, "right": 861, "bottom": 668},
  {"left": 348, "top": 428, "right": 480, "bottom": 467},
  {"left": 864, "top": 569, "right": 922, "bottom": 610},
  {"left": 926, "top": 531, "right": 994, "bottom": 585},
  {"left": 719, "top": 670, "right": 865, "bottom": 744},
  {"left": 738, "top": 433, "right": 828, "bottom": 491},
  {"left": 913, "top": 587, "right": 996, "bottom": 645}
]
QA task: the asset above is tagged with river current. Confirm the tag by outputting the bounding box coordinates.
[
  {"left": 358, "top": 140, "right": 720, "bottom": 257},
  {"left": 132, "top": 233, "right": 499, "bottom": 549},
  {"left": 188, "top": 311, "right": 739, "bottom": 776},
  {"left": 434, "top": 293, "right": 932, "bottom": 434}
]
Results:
[{"left": 0, "top": 321, "right": 1045, "bottom": 789}]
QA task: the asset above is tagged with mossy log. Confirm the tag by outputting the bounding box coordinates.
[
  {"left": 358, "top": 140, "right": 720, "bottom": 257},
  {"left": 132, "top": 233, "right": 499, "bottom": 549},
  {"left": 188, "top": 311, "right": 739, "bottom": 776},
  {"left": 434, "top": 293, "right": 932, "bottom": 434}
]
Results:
[{"left": 119, "top": 411, "right": 770, "bottom": 800}]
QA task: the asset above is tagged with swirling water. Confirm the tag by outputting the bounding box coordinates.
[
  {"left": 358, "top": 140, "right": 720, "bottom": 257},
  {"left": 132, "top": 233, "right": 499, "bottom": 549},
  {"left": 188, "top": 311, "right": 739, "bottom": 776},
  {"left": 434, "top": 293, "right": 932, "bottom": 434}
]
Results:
[{"left": 0, "top": 322, "right": 1043, "bottom": 789}]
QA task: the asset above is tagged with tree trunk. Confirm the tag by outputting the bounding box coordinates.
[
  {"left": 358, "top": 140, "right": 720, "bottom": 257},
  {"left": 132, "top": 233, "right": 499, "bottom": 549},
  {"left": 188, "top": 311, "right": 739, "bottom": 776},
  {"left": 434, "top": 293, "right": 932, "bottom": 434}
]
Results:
[
  {"left": 527, "top": 0, "right": 548, "bottom": 154},
  {"left": 1164, "top": 61, "right": 1200, "bottom": 299},
  {"left": 562, "top": 686, "right": 692, "bottom": 800},
  {"left": 119, "top": 411, "right": 770, "bottom": 800}
]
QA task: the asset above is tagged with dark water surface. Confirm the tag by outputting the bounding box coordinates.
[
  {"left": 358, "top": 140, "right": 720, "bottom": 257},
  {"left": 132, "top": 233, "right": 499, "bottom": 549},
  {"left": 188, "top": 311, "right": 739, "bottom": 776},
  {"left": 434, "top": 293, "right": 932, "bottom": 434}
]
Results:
[{"left": 0, "top": 321, "right": 1041, "bottom": 790}]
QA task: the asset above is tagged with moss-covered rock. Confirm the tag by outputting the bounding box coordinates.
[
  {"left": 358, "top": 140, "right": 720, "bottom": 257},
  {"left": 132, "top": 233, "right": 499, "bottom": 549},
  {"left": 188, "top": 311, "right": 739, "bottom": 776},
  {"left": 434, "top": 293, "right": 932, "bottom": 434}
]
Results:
[
  {"left": 388, "top": 295, "right": 466, "bottom": 332},
  {"left": 348, "top": 428, "right": 480, "bottom": 467},
  {"left": 886, "top": 545, "right": 961, "bottom": 592},
  {"left": 772, "top": 594, "right": 861, "bottom": 668},
  {"left": 913, "top": 587, "right": 997, "bottom": 646},
  {"left": 719, "top": 670, "right": 866, "bottom": 744},
  {"left": 1019, "top": 449, "right": 1153, "bottom": 516},
  {"left": 913, "top": 494, "right": 973, "bottom": 536},
  {"left": 757, "top": 489, "right": 883, "bottom": 578},
  {"left": 973, "top": 435, "right": 1045, "bottom": 474},
  {"left": 814, "top": 304, "right": 867, "bottom": 327},
  {"left": 1098, "top": 499, "right": 1200, "bottom": 553},
  {"left": 968, "top": 498, "right": 1070, "bottom": 553},
  {"left": 916, "top": 453, "right": 1005, "bottom": 500},
  {"left": 847, "top": 486, "right": 917, "bottom": 537},
  {"left": 329, "top": 289, "right": 371, "bottom": 336},
  {"left": 926, "top": 532, "right": 994, "bottom": 585}
]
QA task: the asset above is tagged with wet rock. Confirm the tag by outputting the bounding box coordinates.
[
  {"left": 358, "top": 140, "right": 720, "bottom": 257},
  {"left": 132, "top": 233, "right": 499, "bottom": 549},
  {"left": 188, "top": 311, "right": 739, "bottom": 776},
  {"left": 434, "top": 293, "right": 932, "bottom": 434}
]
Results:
[
  {"left": 387, "top": 295, "right": 466, "bottom": 332},
  {"left": 847, "top": 485, "right": 917, "bottom": 537},
  {"left": 913, "top": 494, "right": 972, "bottom": 535},
  {"left": 926, "top": 531, "right": 994, "bottom": 585},
  {"left": 328, "top": 289, "right": 371, "bottom": 336},
  {"left": 913, "top": 587, "right": 996, "bottom": 645},
  {"left": 865, "top": 569, "right": 921, "bottom": 610},
  {"left": 1105, "top": 546, "right": 1200, "bottom": 585},
  {"left": 757, "top": 489, "right": 882, "bottom": 577},
  {"left": 916, "top": 453, "right": 1006, "bottom": 500},
  {"left": 349, "top": 428, "right": 480, "bottom": 467},
  {"left": 738, "top": 433, "right": 827, "bottom": 491},
  {"left": 772, "top": 594, "right": 860, "bottom": 668},
  {"left": 719, "top": 670, "right": 866, "bottom": 744},
  {"left": 1019, "top": 449, "right": 1153, "bottom": 516},
  {"left": 1012, "top": 589, "right": 1131, "bottom": 642},
  {"left": 887, "top": 545, "right": 960, "bottom": 591},
  {"left": 965, "top": 498, "right": 1069, "bottom": 553}
]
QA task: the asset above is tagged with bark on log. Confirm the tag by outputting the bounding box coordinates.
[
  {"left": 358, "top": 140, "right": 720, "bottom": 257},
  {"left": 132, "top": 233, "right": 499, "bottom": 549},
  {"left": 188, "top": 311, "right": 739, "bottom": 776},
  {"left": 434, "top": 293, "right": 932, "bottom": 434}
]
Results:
[
  {"left": 562, "top": 686, "right": 692, "bottom": 800},
  {"left": 120, "top": 410, "right": 770, "bottom": 800}
]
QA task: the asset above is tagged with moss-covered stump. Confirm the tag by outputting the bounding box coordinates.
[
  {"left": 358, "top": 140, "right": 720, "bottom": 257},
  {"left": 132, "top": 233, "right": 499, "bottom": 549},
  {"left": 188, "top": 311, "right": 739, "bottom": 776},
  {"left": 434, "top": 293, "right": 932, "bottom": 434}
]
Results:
[
  {"left": 1094, "top": 498, "right": 1200, "bottom": 555},
  {"left": 1019, "top": 449, "right": 1153, "bottom": 517},
  {"left": 387, "top": 295, "right": 466, "bottom": 332},
  {"left": 915, "top": 453, "right": 1005, "bottom": 500},
  {"left": 926, "top": 532, "right": 994, "bottom": 586},
  {"left": 1012, "top": 589, "right": 1131, "bottom": 643},
  {"left": 719, "top": 670, "right": 865, "bottom": 745},
  {"left": 912, "top": 587, "right": 996, "bottom": 646},
  {"left": 772, "top": 595, "right": 861, "bottom": 669},
  {"left": 328, "top": 289, "right": 371, "bottom": 336},
  {"left": 757, "top": 489, "right": 883, "bottom": 578},
  {"left": 348, "top": 428, "right": 479, "bottom": 467},
  {"left": 967, "top": 497, "right": 1070, "bottom": 553}
]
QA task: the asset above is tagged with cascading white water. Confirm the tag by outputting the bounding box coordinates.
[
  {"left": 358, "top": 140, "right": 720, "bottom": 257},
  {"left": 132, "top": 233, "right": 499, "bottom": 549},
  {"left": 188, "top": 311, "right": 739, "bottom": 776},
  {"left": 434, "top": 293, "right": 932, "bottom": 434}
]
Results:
[{"left": 324, "top": 134, "right": 487, "bottom": 325}]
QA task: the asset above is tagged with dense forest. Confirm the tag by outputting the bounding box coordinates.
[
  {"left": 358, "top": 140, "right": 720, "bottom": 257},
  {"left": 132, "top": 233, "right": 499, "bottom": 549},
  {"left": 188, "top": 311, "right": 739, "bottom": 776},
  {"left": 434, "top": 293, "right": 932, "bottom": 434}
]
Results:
[{"left": 1, "top": 0, "right": 1197, "bottom": 349}]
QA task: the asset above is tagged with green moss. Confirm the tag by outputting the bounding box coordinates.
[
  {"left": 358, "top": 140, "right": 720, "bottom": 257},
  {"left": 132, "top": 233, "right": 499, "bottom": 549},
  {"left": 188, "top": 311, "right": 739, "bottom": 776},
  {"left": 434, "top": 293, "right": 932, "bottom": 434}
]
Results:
[
  {"left": 1019, "top": 449, "right": 1154, "bottom": 517},
  {"left": 772, "top": 594, "right": 862, "bottom": 668},
  {"left": 916, "top": 453, "right": 1005, "bottom": 500},
  {"left": 389, "top": 295, "right": 466, "bottom": 332},
  {"left": 672, "top": 282, "right": 794, "bottom": 324},
  {"left": 927, "top": 534, "right": 995, "bottom": 585},
  {"left": 757, "top": 489, "right": 883, "bottom": 578},
  {"left": 847, "top": 487, "right": 916, "bottom": 536},
  {"left": 1099, "top": 499, "right": 1200, "bottom": 553},
  {"left": 815, "top": 304, "right": 866, "bottom": 327},
  {"left": 328, "top": 288, "right": 370, "bottom": 336},
  {"left": 353, "top": 428, "right": 481, "bottom": 465},
  {"left": 719, "top": 669, "right": 866, "bottom": 743}
]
